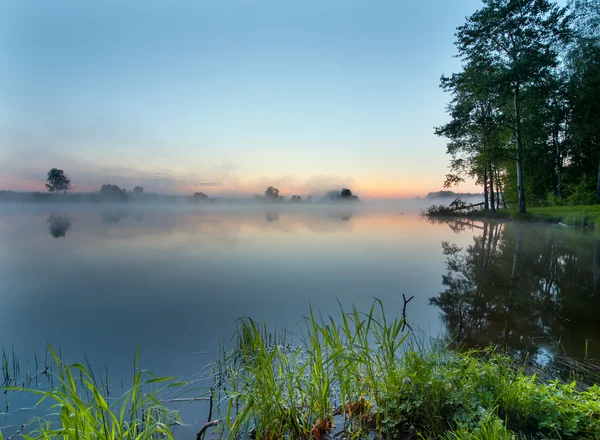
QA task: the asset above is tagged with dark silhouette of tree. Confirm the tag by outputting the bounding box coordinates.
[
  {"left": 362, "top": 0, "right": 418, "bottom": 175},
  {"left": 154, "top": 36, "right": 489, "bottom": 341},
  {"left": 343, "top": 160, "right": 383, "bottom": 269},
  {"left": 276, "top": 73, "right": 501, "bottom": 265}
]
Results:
[
  {"left": 45, "top": 169, "right": 71, "bottom": 194},
  {"left": 193, "top": 192, "right": 209, "bottom": 201},
  {"left": 46, "top": 215, "right": 71, "bottom": 238},
  {"left": 100, "top": 184, "right": 128, "bottom": 200},
  {"left": 264, "top": 186, "right": 283, "bottom": 202},
  {"left": 133, "top": 186, "right": 144, "bottom": 195},
  {"left": 340, "top": 188, "right": 359, "bottom": 201},
  {"left": 291, "top": 195, "right": 302, "bottom": 203}
]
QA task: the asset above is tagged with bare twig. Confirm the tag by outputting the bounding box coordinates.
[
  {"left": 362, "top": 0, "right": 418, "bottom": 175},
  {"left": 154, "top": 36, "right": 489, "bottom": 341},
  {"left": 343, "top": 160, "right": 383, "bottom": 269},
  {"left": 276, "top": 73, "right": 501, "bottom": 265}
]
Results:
[
  {"left": 196, "top": 419, "right": 221, "bottom": 440},
  {"left": 401, "top": 294, "right": 414, "bottom": 332}
]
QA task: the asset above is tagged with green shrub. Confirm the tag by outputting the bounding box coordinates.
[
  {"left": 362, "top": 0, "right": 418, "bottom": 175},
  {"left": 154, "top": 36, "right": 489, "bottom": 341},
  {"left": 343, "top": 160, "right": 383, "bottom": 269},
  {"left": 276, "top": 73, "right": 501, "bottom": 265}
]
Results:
[{"left": 216, "top": 302, "right": 600, "bottom": 439}]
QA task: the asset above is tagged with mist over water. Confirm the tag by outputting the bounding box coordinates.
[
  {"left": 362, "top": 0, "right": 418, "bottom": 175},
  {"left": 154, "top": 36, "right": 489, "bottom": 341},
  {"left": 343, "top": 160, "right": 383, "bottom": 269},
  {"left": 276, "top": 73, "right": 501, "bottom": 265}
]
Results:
[{"left": 1, "top": 200, "right": 598, "bottom": 436}]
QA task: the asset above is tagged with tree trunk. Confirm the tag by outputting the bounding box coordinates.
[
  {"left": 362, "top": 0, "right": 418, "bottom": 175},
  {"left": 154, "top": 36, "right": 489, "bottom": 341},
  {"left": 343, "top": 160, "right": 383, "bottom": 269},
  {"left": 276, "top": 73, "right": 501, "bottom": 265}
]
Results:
[
  {"left": 489, "top": 163, "right": 495, "bottom": 213},
  {"left": 553, "top": 126, "right": 562, "bottom": 197},
  {"left": 594, "top": 239, "right": 600, "bottom": 296},
  {"left": 483, "top": 168, "right": 489, "bottom": 210},
  {"left": 514, "top": 83, "right": 526, "bottom": 213},
  {"left": 496, "top": 168, "right": 506, "bottom": 208},
  {"left": 597, "top": 156, "right": 600, "bottom": 200}
]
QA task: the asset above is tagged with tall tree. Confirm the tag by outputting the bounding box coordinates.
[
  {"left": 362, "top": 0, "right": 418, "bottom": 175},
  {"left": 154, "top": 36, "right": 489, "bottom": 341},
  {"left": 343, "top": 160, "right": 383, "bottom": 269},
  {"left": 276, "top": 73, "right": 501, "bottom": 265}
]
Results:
[
  {"left": 45, "top": 168, "right": 71, "bottom": 194},
  {"left": 436, "top": 62, "right": 511, "bottom": 209},
  {"left": 454, "top": 0, "right": 571, "bottom": 213},
  {"left": 568, "top": 0, "right": 600, "bottom": 198}
]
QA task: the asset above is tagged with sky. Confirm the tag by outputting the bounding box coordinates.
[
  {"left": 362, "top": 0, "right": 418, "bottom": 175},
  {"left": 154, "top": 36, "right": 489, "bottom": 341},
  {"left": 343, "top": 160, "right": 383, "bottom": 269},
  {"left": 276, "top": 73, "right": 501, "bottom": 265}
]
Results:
[{"left": 0, "top": 0, "right": 484, "bottom": 198}]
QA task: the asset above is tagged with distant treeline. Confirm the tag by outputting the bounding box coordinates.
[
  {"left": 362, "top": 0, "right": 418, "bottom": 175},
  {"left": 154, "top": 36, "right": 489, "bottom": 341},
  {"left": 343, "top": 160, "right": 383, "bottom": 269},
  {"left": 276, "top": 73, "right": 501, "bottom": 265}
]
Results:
[
  {"left": 436, "top": 0, "right": 600, "bottom": 213},
  {"left": 425, "top": 191, "right": 482, "bottom": 199},
  {"left": 0, "top": 186, "right": 360, "bottom": 204}
]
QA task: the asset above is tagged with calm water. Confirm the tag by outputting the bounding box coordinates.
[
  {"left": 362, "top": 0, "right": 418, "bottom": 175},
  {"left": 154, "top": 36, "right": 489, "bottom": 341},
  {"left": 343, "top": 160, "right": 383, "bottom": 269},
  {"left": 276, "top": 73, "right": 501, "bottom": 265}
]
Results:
[{"left": 1, "top": 202, "right": 599, "bottom": 435}]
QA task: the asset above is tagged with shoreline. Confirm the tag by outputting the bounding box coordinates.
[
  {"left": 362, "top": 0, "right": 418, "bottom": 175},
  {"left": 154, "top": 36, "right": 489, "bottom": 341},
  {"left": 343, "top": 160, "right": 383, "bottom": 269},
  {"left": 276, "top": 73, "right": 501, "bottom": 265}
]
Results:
[{"left": 427, "top": 205, "right": 600, "bottom": 229}]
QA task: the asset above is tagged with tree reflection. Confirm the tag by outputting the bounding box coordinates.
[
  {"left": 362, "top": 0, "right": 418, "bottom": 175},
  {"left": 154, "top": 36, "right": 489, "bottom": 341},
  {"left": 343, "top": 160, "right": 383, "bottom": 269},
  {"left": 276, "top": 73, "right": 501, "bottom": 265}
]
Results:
[
  {"left": 100, "top": 209, "right": 128, "bottom": 224},
  {"left": 430, "top": 220, "right": 600, "bottom": 361},
  {"left": 47, "top": 215, "right": 71, "bottom": 238},
  {"left": 265, "top": 212, "right": 279, "bottom": 223}
]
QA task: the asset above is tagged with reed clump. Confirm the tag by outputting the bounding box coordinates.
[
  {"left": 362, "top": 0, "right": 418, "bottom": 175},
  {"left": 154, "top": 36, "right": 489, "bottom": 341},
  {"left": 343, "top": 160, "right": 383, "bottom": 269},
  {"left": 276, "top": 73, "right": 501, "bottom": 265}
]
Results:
[
  {"left": 8, "top": 345, "right": 184, "bottom": 440},
  {"left": 214, "top": 300, "right": 600, "bottom": 440}
]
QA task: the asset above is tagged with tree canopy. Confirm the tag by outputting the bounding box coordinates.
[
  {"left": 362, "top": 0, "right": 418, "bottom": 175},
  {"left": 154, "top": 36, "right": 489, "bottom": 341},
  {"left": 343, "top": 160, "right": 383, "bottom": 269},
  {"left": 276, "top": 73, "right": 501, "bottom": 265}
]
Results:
[
  {"left": 437, "top": 0, "right": 600, "bottom": 210},
  {"left": 45, "top": 168, "right": 71, "bottom": 194}
]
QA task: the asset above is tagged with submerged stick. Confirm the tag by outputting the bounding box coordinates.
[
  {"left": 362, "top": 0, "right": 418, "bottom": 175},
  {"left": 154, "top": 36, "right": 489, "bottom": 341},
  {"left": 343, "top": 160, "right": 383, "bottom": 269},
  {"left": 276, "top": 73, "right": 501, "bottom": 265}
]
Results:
[
  {"left": 401, "top": 294, "right": 414, "bottom": 332},
  {"left": 196, "top": 419, "right": 220, "bottom": 440}
]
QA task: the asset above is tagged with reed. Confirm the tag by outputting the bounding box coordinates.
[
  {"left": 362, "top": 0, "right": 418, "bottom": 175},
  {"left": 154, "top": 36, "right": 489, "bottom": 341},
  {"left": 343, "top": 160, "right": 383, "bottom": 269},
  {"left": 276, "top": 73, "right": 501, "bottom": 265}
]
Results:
[
  {"left": 214, "top": 300, "right": 600, "bottom": 439},
  {"left": 9, "top": 344, "right": 184, "bottom": 440}
]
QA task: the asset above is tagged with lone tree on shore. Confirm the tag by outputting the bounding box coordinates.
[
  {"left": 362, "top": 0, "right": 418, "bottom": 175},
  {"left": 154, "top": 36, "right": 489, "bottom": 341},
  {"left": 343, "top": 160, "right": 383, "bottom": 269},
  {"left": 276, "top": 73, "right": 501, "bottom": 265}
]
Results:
[
  {"left": 45, "top": 168, "right": 71, "bottom": 194},
  {"left": 264, "top": 186, "right": 282, "bottom": 202},
  {"left": 133, "top": 186, "right": 144, "bottom": 195}
]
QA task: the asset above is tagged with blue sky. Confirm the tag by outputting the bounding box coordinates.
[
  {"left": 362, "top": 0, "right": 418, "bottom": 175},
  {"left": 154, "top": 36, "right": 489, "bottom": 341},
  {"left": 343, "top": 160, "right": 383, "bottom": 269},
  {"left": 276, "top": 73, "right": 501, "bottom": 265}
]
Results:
[{"left": 0, "top": 0, "right": 483, "bottom": 197}]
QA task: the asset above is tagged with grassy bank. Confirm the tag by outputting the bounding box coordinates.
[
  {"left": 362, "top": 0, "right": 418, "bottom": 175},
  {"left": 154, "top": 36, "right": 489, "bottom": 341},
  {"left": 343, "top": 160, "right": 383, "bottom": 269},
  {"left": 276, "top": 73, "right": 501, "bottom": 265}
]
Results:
[
  {"left": 214, "top": 301, "right": 600, "bottom": 440},
  {"left": 472, "top": 205, "right": 600, "bottom": 227},
  {"left": 427, "top": 204, "right": 600, "bottom": 228},
  {"left": 5, "top": 302, "right": 600, "bottom": 439}
]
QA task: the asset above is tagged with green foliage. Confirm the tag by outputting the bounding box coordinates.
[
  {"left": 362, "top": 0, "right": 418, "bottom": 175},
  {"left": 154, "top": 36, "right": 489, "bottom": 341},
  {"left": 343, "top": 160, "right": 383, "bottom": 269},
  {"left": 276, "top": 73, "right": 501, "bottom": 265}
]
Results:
[
  {"left": 217, "top": 301, "right": 600, "bottom": 439},
  {"left": 12, "top": 345, "right": 183, "bottom": 439},
  {"left": 438, "top": 0, "right": 600, "bottom": 211},
  {"left": 444, "top": 413, "right": 517, "bottom": 440},
  {"left": 45, "top": 169, "right": 71, "bottom": 195},
  {"left": 566, "top": 176, "right": 600, "bottom": 205}
]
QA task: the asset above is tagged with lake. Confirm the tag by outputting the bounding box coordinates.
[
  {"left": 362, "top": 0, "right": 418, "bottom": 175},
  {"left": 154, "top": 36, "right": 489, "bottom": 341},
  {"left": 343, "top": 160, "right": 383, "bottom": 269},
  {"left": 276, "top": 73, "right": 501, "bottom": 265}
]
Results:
[{"left": 1, "top": 202, "right": 599, "bottom": 436}]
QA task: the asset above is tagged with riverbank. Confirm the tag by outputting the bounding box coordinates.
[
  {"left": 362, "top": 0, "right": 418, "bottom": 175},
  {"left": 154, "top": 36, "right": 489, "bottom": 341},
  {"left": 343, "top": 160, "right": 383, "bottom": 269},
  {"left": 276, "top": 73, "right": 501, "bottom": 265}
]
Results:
[
  {"left": 469, "top": 205, "right": 600, "bottom": 228},
  {"left": 211, "top": 302, "right": 600, "bottom": 440},
  {"left": 426, "top": 204, "right": 600, "bottom": 228}
]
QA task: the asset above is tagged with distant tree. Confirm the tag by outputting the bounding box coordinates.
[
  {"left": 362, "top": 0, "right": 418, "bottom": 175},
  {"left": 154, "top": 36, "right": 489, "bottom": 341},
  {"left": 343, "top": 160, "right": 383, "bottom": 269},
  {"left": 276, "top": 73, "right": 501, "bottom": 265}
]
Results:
[
  {"left": 340, "top": 188, "right": 360, "bottom": 201},
  {"left": 291, "top": 195, "right": 302, "bottom": 203},
  {"left": 307, "top": 195, "right": 313, "bottom": 202},
  {"left": 45, "top": 168, "right": 71, "bottom": 194},
  {"left": 100, "top": 184, "right": 128, "bottom": 200},
  {"left": 264, "top": 186, "right": 282, "bottom": 202},
  {"left": 133, "top": 186, "right": 144, "bottom": 195},
  {"left": 192, "top": 192, "right": 210, "bottom": 203},
  {"left": 46, "top": 215, "right": 71, "bottom": 238}
]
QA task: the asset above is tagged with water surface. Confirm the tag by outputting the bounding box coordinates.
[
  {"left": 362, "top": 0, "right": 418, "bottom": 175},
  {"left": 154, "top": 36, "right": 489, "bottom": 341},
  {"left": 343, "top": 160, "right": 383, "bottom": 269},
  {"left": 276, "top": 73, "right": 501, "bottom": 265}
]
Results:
[{"left": 1, "top": 203, "right": 599, "bottom": 435}]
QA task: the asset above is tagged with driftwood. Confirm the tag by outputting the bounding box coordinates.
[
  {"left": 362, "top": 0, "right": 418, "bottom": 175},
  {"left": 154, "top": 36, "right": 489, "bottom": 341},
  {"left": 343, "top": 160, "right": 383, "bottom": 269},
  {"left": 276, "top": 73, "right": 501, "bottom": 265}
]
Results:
[{"left": 444, "top": 202, "right": 485, "bottom": 212}]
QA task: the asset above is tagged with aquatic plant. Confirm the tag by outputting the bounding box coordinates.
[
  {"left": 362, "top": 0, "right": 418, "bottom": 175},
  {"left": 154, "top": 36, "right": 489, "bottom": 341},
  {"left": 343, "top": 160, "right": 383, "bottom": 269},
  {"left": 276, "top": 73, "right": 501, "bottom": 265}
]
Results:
[
  {"left": 215, "top": 300, "right": 600, "bottom": 439},
  {"left": 11, "top": 345, "right": 184, "bottom": 440}
]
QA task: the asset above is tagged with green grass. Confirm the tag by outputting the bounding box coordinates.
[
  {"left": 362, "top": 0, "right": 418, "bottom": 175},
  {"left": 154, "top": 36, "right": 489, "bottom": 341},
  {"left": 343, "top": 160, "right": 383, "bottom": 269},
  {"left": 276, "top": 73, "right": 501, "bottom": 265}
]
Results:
[
  {"left": 6, "top": 345, "right": 185, "bottom": 440},
  {"left": 214, "top": 300, "right": 600, "bottom": 439},
  {"left": 428, "top": 204, "right": 600, "bottom": 228}
]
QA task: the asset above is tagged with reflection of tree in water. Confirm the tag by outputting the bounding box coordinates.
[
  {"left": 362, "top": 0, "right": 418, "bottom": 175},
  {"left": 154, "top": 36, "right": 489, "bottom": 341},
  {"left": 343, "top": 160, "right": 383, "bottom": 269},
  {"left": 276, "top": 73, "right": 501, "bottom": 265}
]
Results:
[
  {"left": 340, "top": 213, "right": 352, "bottom": 222},
  {"left": 265, "top": 212, "right": 279, "bottom": 223},
  {"left": 47, "top": 215, "right": 71, "bottom": 238},
  {"left": 100, "top": 209, "right": 128, "bottom": 224},
  {"left": 430, "top": 220, "right": 600, "bottom": 361}
]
